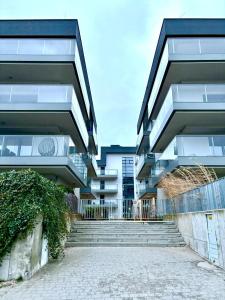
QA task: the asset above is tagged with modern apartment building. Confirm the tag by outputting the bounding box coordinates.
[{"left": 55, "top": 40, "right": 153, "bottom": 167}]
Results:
[
  {"left": 0, "top": 19, "right": 98, "bottom": 189},
  {"left": 136, "top": 18, "right": 225, "bottom": 206},
  {"left": 79, "top": 145, "right": 140, "bottom": 219}
]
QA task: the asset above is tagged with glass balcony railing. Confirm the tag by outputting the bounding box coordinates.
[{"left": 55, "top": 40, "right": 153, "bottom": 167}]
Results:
[
  {"left": 151, "top": 160, "right": 168, "bottom": 178},
  {"left": 147, "top": 38, "right": 225, "bottom": 120},
  {"left": 91, "top": 184, "right": 118, "bottom": 192},
  {"left": 136, "top": 123, "right": 144, "bottom": 148},
  {"left": 91, "top": 155, "right": 98, "bottom": 173},
  {"left": 168, "top": 38, "right": 225, "bottom": 56},
  {"left": 138, "top": 179, "right": 156, "bottom": 198},
  {"left": 93, "top": 126, "right": 98, "bottom": 150},
  {"left": 162, "top": 135, "right": 225, "bottom": 159},
  {"left": 0, "top": 38, "right": 75, "bottom": 56},
  {"left": 86, "top": 153, "right": 98, "bottom": 174},
  {"left": 0, "top": 135, "right": 87, "bottom": 182},
  {"left": 0, "top": 84, "right": 89, "bottom": 148},
  {"left": 149, "top": 84, "right": 225, "bottom": 150},
  {"left": 136, "top": 153, "right": 155, "bottom": 176},
  {"left": 89, "top": 125, "right": 98, "bottom": 152},
  {"left": 0, "top": 38, "right": 90, "bottom": 117},
  {"left": 96, "top": 169, "right": 118, "bottom": 177}
]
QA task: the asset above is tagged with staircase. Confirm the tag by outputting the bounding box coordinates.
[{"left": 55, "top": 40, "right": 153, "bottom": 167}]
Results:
[{"left": 66, "top": 221, "right": 185, "bottom": 247}]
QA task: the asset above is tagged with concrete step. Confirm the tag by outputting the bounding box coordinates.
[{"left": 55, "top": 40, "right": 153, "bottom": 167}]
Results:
[
  {"left": 67, "top": 237, "right": 184, "bottom": 243},
  {"left": 67, "top": 221, "right": 185, "bottom": 248},
  {"left": 65, "top": 241, "right": 186, "bottom": 247},
  {"left": 69, "top": 232, "right": 181, "bottom": 238},
  {"left": 71, "top": 229, "right": 179, "bottom": 234},
  {"left": 73, "top": 221, "right": 174, "bottom": 225},
  {"left": 71, "top": 225, "right": 178, "bottom": 230}
]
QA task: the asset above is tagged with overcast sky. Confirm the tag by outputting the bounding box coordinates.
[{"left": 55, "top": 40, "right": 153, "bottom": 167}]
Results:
[{"left": 0, "top": 0, "right": 225, "bottom": 148}]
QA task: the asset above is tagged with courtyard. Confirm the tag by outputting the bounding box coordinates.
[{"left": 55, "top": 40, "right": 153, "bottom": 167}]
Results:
[{"left": 0, "top": 246, "right": 225, "bottom": 300}]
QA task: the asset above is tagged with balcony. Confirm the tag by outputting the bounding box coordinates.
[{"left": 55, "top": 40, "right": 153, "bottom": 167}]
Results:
[
  {"left": 149, "top": 84, "right": 225, "bottom": 152},
  {"left": 83, "top": 153, "right": 98, "bottom": 178},
  {"left": 136, "top": 153, "right": 155, "bottom": 180},
  {"left": 138, "top": 180, "right": 157, "bottom": 200},
  {"left": 0, "top": 84, "right": 89, "bottom": 152},
  {"left": 136, "top": 123, "right": 150, "bottom": 155},
  {"left": 147, "top": 37, "right": 225, "bottom": 123},
  {"left": 159, "top": 135, "right": 225, "bottom": 176},
  {"left": 0, "top": 36, "right": 91, "bottom": 120},
  {"left": 91, "top": 184, "right": 118, "bottom": 194},
  {"left": 96, "top": 169, "right": 118, "bottom": 179},
  {"left": 88, "top": 124, "right": 98, "bottom": 155},
  {"left": 80, "top": 179, "right": 96, "bottom": 200},
  {"left": 0, "top": 135, "right": 87, "bottom": 187}
]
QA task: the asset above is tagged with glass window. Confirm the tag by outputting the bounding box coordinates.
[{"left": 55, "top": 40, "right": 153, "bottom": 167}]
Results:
[{"left": 122, "top": 157, "right": 134, "bottom": 199}]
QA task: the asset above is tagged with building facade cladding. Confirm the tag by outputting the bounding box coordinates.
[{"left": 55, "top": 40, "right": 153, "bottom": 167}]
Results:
[
  {"left": 136, "top": 18, "right": 225, "bottom": 204},
  {"left": 0, "top": 19, "right": 98, "bottom": 188}
]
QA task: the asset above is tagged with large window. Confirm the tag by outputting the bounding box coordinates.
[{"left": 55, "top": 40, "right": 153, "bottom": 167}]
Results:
[{"left": 122, "top": 157, "right": 134, "bottom": 199}]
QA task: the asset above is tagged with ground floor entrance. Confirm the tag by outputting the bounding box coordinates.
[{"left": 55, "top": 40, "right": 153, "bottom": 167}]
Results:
[{"left": 79, "top": 199, "right": 158, "bottom": 220}]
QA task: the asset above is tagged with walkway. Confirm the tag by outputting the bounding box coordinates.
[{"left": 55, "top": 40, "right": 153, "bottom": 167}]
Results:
[{"left": 0, "top": 247, "right": 225, "bottom": 300}]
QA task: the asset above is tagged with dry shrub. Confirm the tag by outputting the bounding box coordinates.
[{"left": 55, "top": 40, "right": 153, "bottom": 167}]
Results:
[{"left": 158, "top": 165, "right": 217, "bottom": 199}]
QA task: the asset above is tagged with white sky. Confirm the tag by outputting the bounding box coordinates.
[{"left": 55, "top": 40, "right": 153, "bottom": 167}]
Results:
[{"left": 0, "top": 0, "right": 225, "bottom": 147}]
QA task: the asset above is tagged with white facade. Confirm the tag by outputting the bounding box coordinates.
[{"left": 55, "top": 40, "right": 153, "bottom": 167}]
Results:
[{"left": 80, "top": 148, "right": 139, "bottom": 219}]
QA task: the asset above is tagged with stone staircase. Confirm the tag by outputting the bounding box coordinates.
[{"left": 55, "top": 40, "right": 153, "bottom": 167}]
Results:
[{"left": 66, "top": 221, "right": 185, "bottom": 247}]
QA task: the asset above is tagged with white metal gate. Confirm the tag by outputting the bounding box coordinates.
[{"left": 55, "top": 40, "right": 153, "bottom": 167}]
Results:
[
  {"left": 80, "top": 199, "right": 135, "bottom": 220},
  {"left": 80, "top": 199, "right": 157, "bottom": 220}
]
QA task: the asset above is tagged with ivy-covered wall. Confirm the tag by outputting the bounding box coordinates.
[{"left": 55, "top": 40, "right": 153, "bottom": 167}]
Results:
[{"left": 0, "top": 169, "right": 70, "bottom": 267}]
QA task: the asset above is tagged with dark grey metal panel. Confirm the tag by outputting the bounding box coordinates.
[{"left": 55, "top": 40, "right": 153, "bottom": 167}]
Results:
[
  {"left": 0, "top": 19, "right": 77, "bottom": 37},
  {"left": 97, "top": 145, "right": 136, "bottom": 167}
]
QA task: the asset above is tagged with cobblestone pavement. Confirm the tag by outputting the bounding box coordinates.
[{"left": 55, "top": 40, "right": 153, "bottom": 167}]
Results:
[{"left": 0, "top": 247, "right": 225, "bottom": 300}]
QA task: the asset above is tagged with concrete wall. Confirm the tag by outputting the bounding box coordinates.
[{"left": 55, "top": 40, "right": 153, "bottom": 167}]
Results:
[
  {"left": 0, "top": 216, "right": 48, "bottom": 281},
  {"left": 175, "top": 209, "right": 225, "bottom": 269}
]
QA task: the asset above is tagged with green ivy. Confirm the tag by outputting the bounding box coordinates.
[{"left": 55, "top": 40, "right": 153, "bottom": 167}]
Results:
[{"left": 0, "top": 169, "right": 69, "bottom": 262}]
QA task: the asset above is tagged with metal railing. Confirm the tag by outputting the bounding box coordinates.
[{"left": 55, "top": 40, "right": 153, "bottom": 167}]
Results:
[
  {"left": 136, "top": 199, "right": 158, "bottom": 220},
  {"left": 157, "top": 176, "right": 225, "bottom": 216},
  {"left": 80, "top": 199, "right": 135, "bottom": 220}
]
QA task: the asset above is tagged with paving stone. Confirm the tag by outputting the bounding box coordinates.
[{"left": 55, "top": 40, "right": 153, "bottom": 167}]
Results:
[{"left": 0, "top": 247, "right": 225, "bottom": 299}]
